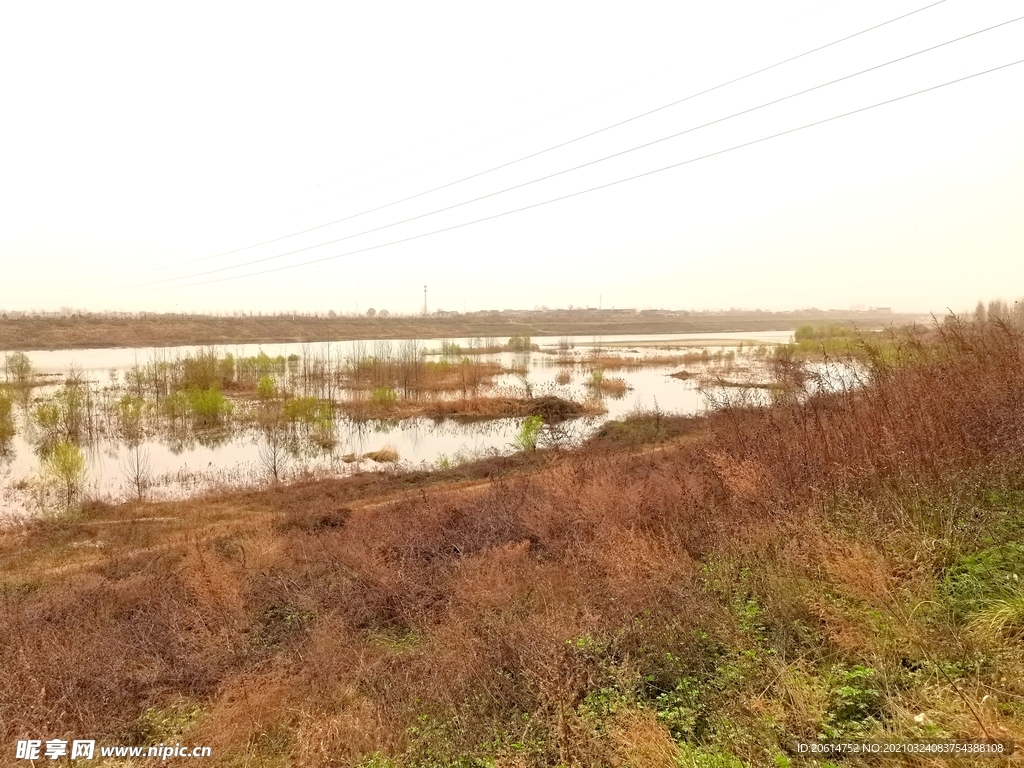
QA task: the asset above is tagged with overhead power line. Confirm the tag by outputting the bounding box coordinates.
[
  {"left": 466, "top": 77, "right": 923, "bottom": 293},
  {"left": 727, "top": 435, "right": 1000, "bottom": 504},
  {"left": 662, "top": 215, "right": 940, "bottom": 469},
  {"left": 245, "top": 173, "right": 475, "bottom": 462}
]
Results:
[
  {"left": 162, "top": 58, "right": 660, "bottom": 256},
  {"left": 123, "top": 0, "right": 945, "bottom": 279},
  {"left": 151, "top": 2, "right": 856, "bottom": 262},
  {"left": 130, "top": 57, "right": 1024, "bottom": 292},
  {"left": 128, "top": 13, "right": 1022, "bottom": 288}
]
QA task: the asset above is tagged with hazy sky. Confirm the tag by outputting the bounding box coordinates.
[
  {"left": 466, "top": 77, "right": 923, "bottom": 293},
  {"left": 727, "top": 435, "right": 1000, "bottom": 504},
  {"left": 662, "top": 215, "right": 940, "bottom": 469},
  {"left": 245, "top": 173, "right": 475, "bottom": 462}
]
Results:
[{"left": 2, "top": 0, "right": 1022, "bottom": 315}]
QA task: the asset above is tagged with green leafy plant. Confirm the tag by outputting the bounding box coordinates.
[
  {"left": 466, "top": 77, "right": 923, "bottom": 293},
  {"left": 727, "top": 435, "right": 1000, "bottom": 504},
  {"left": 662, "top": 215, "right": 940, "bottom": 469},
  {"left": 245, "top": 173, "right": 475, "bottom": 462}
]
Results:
[
  {"left": 283, "top": 396, "right": 319, "bottom": 422},
  {"left": 655, "top": 676, "right": 702, "bottom": 739},
  {"left": 45, "top": 440, "right": 87, "bottom": 512},
  {"left": 256, "top": 375, "right": 278, "bottom": 400},
  {"left": 4, "top": 352, "right": 32, "bottom": 386},
  {"left": 513, "top": 415, "right": 543, "bottom": 451},
  {"left": 820, "top": 665, "right": 881, "bottom": 738},
  {"left": 506, "top": 334, "right": 532, "bottom": 352},
  {"left": 116, "top": 395, "right": 145, "bottom": 440},
  {"left": 370, "top": 386, "right": 398, "bottom": 408},
  {"left": 440, "top": 340, "right": 462, "bottom": 356},
  {"left": 130, "top": 703, "right": 202, "bottom": 746},
  {"left": 185, "top": 387, "right": 232, "bottom": 425},
  {"left": 943, "top": 542, "right": 1024, "bottom": 619}
]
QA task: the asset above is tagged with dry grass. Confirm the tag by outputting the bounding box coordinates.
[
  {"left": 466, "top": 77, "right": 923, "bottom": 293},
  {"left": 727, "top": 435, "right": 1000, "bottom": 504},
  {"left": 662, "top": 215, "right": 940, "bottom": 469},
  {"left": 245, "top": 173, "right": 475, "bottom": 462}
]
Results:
[
  {"left": 551, "top": 352, "right": 726, "bottom": 370},
  {"left": 0, "top": 311, "right": 916, "bottom": 351},
  {"left": 340, "top": 394, "right": 605, "bottom": 422},
  {"left": 585, "top": 371, "right": 631, "bottom": 398},
  {"left": 2, "top": 318, "right": 1023, "bottom": 765},
  {"left": 345, "top": 357, "right": 505, "bottom": 394},
  {"left": 363, "top": 446, "right": 399, "bottom": 463}
]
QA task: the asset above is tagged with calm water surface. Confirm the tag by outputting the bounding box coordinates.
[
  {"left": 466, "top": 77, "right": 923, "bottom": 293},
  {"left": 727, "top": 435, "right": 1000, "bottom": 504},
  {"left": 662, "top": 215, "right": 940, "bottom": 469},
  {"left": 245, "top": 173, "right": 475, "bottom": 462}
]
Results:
[{"left": 1, "top": 331, "right": 793, "bottom": 517}]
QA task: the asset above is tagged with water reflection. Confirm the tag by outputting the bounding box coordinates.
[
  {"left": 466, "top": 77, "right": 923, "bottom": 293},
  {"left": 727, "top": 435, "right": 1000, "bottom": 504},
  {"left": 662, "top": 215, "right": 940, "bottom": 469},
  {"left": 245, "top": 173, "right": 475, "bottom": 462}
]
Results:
[{"left": 1, "top": 331, "right": 795, "bottom": 517}]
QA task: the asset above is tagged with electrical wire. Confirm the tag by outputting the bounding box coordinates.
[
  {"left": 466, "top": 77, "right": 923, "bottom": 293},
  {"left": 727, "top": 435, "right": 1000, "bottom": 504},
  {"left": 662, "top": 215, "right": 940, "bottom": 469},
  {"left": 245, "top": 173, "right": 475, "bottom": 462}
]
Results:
[
  {"left": 127, "top": 13, "right": 1021, "bottom": 288},
  {"left": 119, "top": 0, "right": 946, "bottom": 278},
  {"left": 127, "top": 57, "right": 1024, "bottom": 292}
]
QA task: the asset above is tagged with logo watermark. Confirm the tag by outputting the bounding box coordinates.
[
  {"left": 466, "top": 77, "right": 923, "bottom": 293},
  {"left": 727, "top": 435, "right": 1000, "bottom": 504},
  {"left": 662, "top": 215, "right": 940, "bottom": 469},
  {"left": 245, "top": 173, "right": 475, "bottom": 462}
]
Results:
[
  {"left": 16, "top": 739, "right": 211, "bottom": 761},
  {"left": 789, "top": 739, "right": 1013, "bottom": 757}
]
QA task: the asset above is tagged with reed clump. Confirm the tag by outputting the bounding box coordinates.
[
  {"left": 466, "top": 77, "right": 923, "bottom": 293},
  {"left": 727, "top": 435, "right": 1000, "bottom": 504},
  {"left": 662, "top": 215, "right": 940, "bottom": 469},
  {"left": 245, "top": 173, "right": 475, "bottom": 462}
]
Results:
[
  {"left": 345, "top": 348, "right": 502, "bottom": 395},
  {"left": 586, "top": 368, "right": 631, "bottom": 398}
]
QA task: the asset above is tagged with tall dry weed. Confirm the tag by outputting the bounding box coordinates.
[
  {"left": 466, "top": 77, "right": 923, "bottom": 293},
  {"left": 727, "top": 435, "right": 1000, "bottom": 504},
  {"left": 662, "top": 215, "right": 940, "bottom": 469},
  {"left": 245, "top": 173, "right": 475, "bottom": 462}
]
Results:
[{"left": 4, "top": 318, "right": 1024, "bottom": 763}]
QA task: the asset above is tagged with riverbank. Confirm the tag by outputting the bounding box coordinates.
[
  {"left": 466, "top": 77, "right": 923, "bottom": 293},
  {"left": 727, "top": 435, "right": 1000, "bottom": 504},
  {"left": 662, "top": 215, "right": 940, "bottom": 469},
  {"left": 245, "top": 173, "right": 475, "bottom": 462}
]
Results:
[
  {"left": 2, "top": 319, "right": 1019, "bottom": 767},
  {"left": 0, "top": 309, "right": 919, "bottom": 351},
  {"left": 0, "top": 333, "right": 789, "bottom": 516}
]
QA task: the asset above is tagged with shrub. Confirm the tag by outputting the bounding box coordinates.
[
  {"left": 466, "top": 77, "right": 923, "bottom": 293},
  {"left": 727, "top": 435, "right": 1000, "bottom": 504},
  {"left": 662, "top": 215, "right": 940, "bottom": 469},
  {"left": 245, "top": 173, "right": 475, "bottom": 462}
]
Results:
[
  {"left": 283, "top": 396, "right": 317, "bottom": 422},
  {"left": 116, "top": 395, "right": 145, "bottom": 440},
  {"left": 31, "top": 383, "right": 89, "bottom": 442},
  {"left": 4, "top": 351, "right": 32, "bottom": 385},
  {"left": 32, "top": 402, "right": 61, "bottom": 440},
  {"left": 45, "top": 440, "right": 87, "bottom": 512},
  {"left": 160, "top": 390, "right": 190, "bottom": 422},
  {"left": 513, "top": 414, "right": 543, "bottom": 451},
  {"left": 506, "top": 334, "right": 532, "bottom": 352},
  {"left": 794, "top": 323, "right": 856, "bottom": 342},
  {"left": 370, "top": 387, "right": 398, "bottom": 408},
  {"left": 821, "top": 665, "right": 882, "bottom": 737},
  {"left": 185, "top": 387, "right": 232, "bottom": 426},
  {"left": 256, "top": 375, "right": 278, "bottom": 400},
  {"left": 219, "top": 353, "right": 235, "bottom": 386},
  {"left": 180, "top": 349, "right": 225, "bottom": 390},
  {"left": 237, "top": 352, "right": 287, "bottom": 386}
]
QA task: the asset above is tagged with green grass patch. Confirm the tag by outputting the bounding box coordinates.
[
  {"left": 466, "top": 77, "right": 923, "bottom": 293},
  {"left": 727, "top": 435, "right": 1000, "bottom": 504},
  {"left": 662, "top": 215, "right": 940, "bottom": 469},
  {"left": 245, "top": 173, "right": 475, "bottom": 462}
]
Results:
[
  {"left": 185, "top": 386, "right": 232, "bottom": 425},
  {"left": 942, "top": 542, "right": 1024, "bottom": 620},
  {"left": 370, "top": 386, "right": 398, "bottom": 408}
]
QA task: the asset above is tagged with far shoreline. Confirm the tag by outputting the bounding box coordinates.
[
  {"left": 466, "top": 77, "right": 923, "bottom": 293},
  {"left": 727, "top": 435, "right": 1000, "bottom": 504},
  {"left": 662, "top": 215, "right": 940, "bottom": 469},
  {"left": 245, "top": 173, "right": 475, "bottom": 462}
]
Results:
[{"left": 0, "top": 309, "right": 920, "bottom": 352}]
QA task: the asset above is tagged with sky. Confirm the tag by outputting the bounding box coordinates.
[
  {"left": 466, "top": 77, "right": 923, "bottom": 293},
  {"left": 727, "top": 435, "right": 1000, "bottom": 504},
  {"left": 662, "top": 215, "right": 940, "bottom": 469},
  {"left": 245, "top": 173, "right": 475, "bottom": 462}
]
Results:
[{"left": 1, "top": 0, "right": 1022, "bottom": 316}]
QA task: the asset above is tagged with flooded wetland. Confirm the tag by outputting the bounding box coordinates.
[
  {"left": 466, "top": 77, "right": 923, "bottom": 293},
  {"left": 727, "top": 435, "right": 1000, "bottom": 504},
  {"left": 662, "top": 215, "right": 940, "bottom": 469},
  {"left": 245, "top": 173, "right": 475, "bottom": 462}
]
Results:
[{"left": 0, "top": 331, "right": 795, "bottom": 517}]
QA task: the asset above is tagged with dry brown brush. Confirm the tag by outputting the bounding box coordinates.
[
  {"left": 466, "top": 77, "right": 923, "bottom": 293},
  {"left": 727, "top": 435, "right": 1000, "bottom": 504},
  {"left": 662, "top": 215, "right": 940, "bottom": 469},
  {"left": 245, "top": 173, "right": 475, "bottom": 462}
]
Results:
[{"left": 2, "top": 319, "right": 1023, "bottom": 764}]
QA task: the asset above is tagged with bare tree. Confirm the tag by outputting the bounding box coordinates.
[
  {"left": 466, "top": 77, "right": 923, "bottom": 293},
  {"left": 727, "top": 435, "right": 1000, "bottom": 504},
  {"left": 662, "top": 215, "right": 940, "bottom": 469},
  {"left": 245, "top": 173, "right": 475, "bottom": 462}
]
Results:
[
  {"left": 121, "top": 445, "right": 152, "bottom": 501},
  {"left": 258, "top": 426, "right": 291, "bottom": 485}
]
